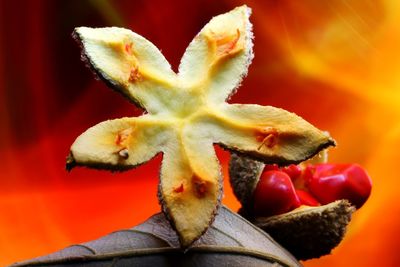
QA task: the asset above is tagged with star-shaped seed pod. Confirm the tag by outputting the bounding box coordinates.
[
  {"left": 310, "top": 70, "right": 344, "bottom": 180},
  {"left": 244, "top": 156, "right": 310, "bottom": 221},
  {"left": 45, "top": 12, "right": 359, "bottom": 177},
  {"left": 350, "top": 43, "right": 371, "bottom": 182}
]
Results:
[{"left": 67, "top": 5, "right": 335, "bottom": 247}]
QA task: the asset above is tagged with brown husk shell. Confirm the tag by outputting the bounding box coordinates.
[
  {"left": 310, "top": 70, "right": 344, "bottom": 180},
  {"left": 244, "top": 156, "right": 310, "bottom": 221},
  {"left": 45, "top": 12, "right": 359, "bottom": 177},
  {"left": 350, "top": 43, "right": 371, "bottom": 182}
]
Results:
[{"left": 254, "top": 200, "right": 355, "bottom": 260}]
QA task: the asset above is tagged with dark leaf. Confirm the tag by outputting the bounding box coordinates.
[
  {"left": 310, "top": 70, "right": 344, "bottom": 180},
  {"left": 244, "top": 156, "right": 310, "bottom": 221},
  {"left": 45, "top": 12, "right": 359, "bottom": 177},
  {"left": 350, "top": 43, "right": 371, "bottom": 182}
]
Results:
[{"left": 11, "top": 206, "right": 301, "bottom": 267}]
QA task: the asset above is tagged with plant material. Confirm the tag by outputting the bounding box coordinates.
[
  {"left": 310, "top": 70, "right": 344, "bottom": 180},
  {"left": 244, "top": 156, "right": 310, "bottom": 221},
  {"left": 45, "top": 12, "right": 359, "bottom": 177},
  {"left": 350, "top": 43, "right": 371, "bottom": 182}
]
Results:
[
  {"left": 254, "top": 200, "right": 355, "bottom": 260},
  {"left": 304, "top": 163, "right": 372, "bottom": 209},
  {"left": 11, "top": 206, "right": 302, "bottom": 267},
  {"left": 229, "top": 153, "right": 368, "bottom": 260},
  {"left": 68, "top": 5, "right": 334, "bottom": 247},
  {"left": 252, "top": 170, "right": 301, "bottom": 217}
]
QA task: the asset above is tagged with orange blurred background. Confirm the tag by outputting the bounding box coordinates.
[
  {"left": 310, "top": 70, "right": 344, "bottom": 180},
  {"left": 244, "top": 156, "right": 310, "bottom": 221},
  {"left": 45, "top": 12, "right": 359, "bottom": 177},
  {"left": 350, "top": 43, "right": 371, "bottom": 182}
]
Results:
[{"left": 1, "top": 0, "right": 400, "bottom": 266}]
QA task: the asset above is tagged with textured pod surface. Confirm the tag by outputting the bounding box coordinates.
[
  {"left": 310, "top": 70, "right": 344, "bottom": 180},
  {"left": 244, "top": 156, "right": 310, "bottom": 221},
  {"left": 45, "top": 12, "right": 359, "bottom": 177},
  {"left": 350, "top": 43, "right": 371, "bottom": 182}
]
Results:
[
  {"left": 229, "top": 152, "right": 263, "bottom": 209},
  {"left": 229, "top": 153, "right": 355, "bottom": 260},
  {"left": 254, "top": 200, "right": 355, "bottom": 260},
  {"left": 11, "top": 206, "right": 301, "bottom": 267}
]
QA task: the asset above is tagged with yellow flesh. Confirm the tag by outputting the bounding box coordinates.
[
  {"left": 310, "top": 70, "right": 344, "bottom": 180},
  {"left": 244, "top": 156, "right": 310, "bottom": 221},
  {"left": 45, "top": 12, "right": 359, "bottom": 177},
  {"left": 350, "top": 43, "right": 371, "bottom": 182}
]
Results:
[{"left": 70, "top": 5, "right": 334, "bottom": 247}]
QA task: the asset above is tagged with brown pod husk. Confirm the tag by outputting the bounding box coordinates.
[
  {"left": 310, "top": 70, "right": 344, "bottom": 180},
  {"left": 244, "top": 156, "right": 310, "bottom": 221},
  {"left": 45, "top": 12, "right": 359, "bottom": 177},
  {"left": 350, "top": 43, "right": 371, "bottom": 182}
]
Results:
[
  {"left": 10, "top": 206, "right": 301, "bottom": 267},
  {"left": 229, "top": 152, "right": 355, "bottom": 260},
  {"left": 254, "top": 200, "right": 355, "bottom": 260},
  {"left": 229, "top": 152, "right": 263, "bottom": 210}
]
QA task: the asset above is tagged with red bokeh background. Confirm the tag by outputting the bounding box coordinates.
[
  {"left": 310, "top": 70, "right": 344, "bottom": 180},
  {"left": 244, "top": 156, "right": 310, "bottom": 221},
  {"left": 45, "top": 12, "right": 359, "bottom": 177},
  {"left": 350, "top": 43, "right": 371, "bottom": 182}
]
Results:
[{"left": 1, "top": 0, "right": 400, "bottom": 266}]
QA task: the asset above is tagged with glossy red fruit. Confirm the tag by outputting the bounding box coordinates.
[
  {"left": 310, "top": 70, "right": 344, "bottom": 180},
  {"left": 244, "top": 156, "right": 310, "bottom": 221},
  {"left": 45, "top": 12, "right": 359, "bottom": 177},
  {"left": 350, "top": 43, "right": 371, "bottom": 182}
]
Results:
[
  {"left": 253, "top": 170, "right": 301, "bottom": 217},
  {"left": 295, "top": 189, "right": 319, "bottom": 206},
  {"left": 281, "top": 164, "right": 302, "bottom": 180},
  {"left": 306, "top": 164, "right": 372, "bottom": 209},
  {"left": 263, "top": 164, "right": 279, "bottom": 172}
]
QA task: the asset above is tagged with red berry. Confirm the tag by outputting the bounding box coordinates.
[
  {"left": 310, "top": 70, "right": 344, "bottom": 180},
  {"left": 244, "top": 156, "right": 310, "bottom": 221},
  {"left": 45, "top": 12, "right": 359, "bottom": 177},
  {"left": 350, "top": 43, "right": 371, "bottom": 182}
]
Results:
[
  {"left": 307, "top": 164, "right": 372, "bottom": 209},
  {"left": 253, "top": 170, "right": 301, "bottom": 217},
  {"left": 281, "top": 164, "right": 302, "bottom": 180},
  {"left": 295, "top": 189, "right": 319, "bottom": 206},
  {"left": 263, "top": 164, "right": 279, "bottom": 172}
]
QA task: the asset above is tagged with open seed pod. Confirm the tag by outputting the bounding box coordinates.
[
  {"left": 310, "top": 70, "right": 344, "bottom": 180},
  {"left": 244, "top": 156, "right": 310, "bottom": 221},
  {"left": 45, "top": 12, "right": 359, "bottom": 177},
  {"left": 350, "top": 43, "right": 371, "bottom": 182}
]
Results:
[
  {"left": 67, "top": 5, "right": 335, "bottom": 248},
  {"left": 11, "top": 206, "right": 301, "bottom": 267},
  {"left": 229, "top": 152, "right": 356, "bottom": 260}
]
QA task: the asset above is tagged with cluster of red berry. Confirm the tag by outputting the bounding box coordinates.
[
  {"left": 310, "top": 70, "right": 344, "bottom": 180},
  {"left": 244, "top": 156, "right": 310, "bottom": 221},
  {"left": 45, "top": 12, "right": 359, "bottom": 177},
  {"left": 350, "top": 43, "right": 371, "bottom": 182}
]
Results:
[{"left": 252, "top": 163, "right": 372, "bottom": 217}]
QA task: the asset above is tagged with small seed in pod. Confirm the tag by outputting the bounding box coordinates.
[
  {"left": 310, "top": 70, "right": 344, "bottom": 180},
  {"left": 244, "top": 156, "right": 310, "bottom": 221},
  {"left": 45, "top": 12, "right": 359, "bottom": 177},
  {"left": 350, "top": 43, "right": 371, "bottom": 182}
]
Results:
[{"left": 229, "top": 152, "right": 356, "bottom": 260}]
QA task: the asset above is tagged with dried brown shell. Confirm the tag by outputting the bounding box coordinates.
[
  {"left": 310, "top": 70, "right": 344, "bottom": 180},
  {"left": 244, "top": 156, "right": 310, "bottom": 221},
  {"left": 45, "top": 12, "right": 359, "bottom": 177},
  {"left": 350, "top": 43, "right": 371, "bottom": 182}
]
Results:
[{"left": 254, "top": 200, "right": 355, "bottom": 260}]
